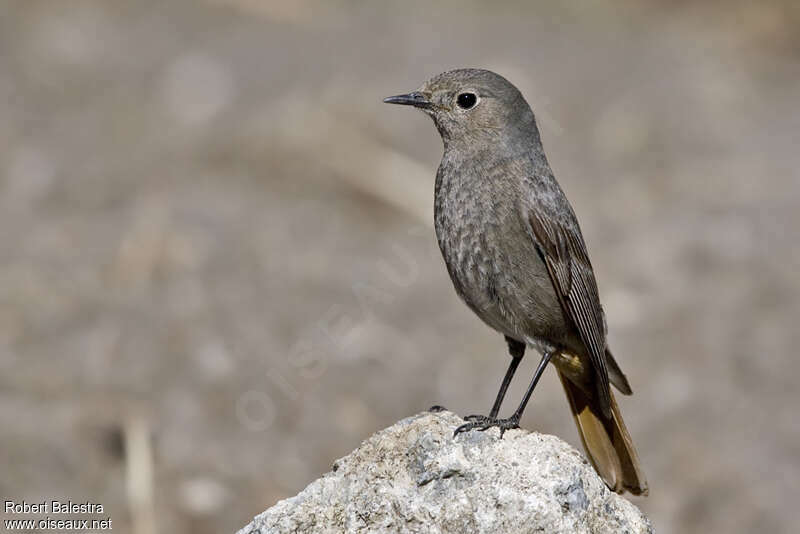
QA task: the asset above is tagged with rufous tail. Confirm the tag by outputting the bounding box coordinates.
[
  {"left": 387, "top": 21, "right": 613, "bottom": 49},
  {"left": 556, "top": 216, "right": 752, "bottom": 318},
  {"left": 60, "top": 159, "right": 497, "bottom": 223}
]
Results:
[{"left": 558, "top": 370, "right": 648, "bottom": 495}]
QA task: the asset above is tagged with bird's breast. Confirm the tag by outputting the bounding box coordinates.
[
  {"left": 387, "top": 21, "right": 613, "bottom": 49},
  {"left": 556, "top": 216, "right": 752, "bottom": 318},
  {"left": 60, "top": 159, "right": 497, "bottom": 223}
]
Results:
[
  {"left": 434, "top": 163, "right": 522, "bottom": 330},
  {"left": 433, "top": 159, "right": 566, "bottom": 341}
]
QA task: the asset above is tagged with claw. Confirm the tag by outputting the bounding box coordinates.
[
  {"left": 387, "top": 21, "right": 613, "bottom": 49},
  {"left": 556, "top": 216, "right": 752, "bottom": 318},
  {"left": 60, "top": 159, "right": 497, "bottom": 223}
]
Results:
[
  {"left": 453, "top": 422, "right": 474, "bottom": 437},
  {"left": 453, "top": 414, "right": 520, "bottom": 438},
  {"left": 499, "top": 417, "right": 520, "bottom": 438},
  {"left": 463, "top": 414, "right": 488, "bottom": 422}
]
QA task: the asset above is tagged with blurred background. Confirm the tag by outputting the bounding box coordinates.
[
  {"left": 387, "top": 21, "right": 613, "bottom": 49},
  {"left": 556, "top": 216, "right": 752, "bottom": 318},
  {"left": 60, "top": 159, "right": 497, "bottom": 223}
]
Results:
[{"left": 1, "top": 1, "right": 799, "bottom": 533}]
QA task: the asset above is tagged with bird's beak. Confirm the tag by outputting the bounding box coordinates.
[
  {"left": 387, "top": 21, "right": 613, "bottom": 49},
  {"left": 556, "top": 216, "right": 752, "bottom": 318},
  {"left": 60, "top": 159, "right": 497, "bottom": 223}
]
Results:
[{"left": 383, "top": 91, "right": 432, "bottom": 109}]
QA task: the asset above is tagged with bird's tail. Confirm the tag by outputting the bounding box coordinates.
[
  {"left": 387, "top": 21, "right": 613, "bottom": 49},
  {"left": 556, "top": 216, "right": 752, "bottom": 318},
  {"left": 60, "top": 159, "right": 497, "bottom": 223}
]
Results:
[{"left": 557, "top": 370, "right": 648, "bottom": 495}]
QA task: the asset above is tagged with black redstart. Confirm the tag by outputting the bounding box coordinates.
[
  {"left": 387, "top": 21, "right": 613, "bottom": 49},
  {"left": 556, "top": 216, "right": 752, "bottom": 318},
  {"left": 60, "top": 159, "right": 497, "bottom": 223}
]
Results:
[{"left": 384, "top": 68, "right": 647, "bottom": 495}]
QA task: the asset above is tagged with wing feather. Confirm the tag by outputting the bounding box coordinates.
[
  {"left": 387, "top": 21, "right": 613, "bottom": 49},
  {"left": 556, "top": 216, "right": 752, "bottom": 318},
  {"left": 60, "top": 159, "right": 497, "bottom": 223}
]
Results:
[{"left": 528, "top": 211, "right": 612, "bottom": 418}]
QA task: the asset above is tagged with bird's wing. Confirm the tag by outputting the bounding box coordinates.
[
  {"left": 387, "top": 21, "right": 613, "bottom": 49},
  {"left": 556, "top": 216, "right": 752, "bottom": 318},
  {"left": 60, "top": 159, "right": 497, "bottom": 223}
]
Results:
[{"left": 527, "top": 209, "right": 612, "bottom": 418}]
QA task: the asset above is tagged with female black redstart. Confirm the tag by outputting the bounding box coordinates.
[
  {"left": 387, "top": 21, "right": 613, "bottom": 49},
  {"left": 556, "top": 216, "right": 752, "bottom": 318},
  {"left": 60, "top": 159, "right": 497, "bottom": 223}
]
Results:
[{"left": 384, "top": 69, "right": 648, "bottom": 495}]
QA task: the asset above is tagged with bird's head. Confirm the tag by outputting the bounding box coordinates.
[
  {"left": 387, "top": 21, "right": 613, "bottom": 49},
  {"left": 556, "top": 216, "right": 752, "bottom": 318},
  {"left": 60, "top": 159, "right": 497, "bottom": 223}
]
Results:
[{"left": 384, "top": 68, "right": 537, "bottom": 149}]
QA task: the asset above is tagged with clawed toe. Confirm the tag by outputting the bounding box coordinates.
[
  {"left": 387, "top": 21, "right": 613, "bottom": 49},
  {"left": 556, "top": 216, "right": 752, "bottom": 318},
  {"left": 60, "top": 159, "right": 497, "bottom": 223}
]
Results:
[
  {"left": 453, "top": 415, "right": 520, "bottom": 438},
  {"left": 453, "top": 415, "right": 519, "bottom": 438},
  {"left": 496, "top": 417, "right": 520, "bottom": 437},
  {"left": 453, "top": 422, "right": 473, "bottom": 436}
]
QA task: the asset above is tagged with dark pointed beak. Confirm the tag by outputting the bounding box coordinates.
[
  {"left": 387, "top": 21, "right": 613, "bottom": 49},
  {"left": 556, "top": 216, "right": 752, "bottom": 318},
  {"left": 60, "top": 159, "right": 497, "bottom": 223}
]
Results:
[{"left": 383, "top": 92, "right": 432, "bottom": 109}]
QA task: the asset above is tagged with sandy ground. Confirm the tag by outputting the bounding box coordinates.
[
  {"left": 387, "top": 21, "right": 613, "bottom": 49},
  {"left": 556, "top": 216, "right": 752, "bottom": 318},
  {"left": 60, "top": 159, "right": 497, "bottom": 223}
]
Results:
[{"left": 1, "top": 1, "right": 799, "bottom": 533}]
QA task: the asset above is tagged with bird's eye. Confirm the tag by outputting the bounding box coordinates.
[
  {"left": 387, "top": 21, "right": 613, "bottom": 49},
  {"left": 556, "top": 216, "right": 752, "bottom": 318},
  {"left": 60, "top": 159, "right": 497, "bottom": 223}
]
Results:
[{"left": 456, "top": 92, "right": 477, "bottom": 109}]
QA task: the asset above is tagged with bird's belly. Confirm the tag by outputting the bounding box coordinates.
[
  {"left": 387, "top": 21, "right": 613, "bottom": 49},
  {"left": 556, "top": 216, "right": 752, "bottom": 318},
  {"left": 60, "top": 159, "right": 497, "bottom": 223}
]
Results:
[{"left": 437, "top": 226, "right": 568, "bottom": 345}]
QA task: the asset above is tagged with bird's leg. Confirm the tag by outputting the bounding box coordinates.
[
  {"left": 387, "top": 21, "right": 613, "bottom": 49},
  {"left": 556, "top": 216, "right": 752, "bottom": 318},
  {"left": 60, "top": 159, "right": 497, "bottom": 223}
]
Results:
[
  {"left": 490, "top": 338, "right": 526, "bottom": 417},
  {"left": 431, "top": 339, "right": 522, "bottom": 416},
  {"left": 463, "top": 337, "right": 524, "bottom": 423},
  {"left": 456, "top": 338, "right": 525, "bottom": 434},
  {"left": 455, "top": 349, "right": 552, "bottom": 438},
  {"left": 434, "top": 339, "right": 522, "bottom": 415},
  {"left": 504, "top": 350, "right": 553, "bottom": 428}
]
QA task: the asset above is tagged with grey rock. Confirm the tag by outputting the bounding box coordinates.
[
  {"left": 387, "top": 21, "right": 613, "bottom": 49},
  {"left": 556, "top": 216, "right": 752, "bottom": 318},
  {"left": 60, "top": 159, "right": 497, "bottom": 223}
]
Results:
[{"left": 237, "top": 411, "right": 652, "bottom": 534}]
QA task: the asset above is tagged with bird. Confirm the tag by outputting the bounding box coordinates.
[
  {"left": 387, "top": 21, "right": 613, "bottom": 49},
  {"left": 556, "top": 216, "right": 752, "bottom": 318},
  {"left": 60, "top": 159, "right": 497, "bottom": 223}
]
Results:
[{"left": 383, "top": 68, "right": 648, "bottom": 495}]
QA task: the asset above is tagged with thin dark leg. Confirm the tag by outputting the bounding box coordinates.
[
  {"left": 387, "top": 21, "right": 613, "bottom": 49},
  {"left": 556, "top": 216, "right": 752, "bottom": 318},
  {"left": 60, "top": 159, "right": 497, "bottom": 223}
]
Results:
[
  {"left": 509, "top": 350, "right": 552, "bottom": 421},
  {"left": 434, "top": 338, "right": 524, "bottom": 416},
  {"left": 488, "top": 338, "right": 525, "bottom": 418},
  {"left": 454, "top": 350, "right": 552, "bottom": 438},
  {"left": 461, "top": 337, "right": 524, "bottom": 421}
]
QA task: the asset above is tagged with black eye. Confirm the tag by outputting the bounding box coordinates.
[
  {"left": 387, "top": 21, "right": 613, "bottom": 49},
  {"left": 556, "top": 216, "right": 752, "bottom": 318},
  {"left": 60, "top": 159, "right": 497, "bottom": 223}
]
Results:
[{"left": 456, "top": 92, "right": 477, "bottom": 109}]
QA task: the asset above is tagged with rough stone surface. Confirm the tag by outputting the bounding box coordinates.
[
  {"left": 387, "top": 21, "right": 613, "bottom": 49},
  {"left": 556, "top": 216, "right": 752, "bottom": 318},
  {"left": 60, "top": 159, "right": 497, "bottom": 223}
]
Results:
[{"left": 237, "top": 411, "right": 652, "bottom": 534}]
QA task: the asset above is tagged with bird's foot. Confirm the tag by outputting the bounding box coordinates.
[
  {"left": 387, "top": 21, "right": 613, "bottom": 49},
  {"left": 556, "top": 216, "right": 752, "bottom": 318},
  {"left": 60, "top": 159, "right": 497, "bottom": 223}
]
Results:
[{"left": 453, "top": 414, "right": 520, "bottom": 438}]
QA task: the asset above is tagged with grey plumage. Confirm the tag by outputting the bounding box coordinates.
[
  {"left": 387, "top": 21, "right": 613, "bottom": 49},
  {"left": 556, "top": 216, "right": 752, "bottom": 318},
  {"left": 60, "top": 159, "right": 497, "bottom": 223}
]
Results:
[{"left": 384, "top": 69, "right": 647, "bottom": 495}]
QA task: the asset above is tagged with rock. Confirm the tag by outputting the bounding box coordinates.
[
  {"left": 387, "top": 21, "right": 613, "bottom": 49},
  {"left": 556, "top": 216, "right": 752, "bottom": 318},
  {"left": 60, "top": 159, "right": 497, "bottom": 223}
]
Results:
[{"left": 237, "top": 411, "right": 652, "bottom": 534}]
